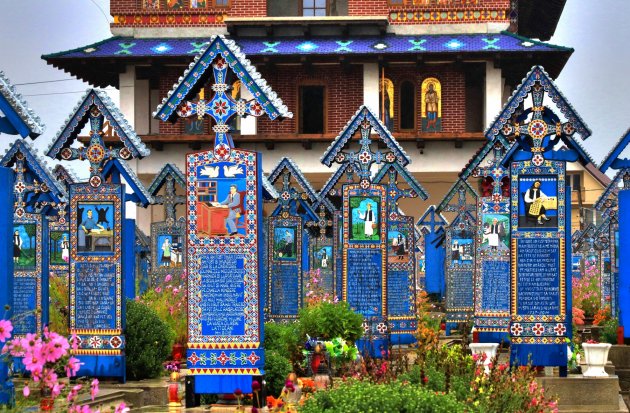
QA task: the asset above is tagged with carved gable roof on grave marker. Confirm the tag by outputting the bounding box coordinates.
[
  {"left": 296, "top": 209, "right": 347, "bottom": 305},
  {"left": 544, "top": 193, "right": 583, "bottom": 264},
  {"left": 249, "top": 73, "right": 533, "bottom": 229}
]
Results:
[
  {"left": 600, "top": 127, "right": 630, "bottom": 173},
  {"left": 154, "top": 35, "right": 292, "bottom": 123},
  {"left": 572, "top": 223, "right": 596, "bottom": 251},
  {"left": 148, "top": 163, "right": 186, "bottom": 196},
  {"left": 436, "top": 179, "right": 478, "bottom": 214},
  {"left": 269, "top": 157, "right": 320, "bottom": 206},
  {"left": 373, "top": 162, "right": 429, "bottom": 201},
  {"left": 52, "top": 164, "right": 78, "bottom": 191},
  {"left": 262, "top": 174, "right": 279, "bottom": 200},
  {"left": 313, "top": 163, "right": 351, "bottom": 214},
  {"left": 1, "top": 139, "right": 67, "bottom": 204},
  {"left": 595, "top": 168, "right": 628, "bottom": 214},
  {"left": 321, "top": 105, "right": 410, "bottom": 169},
  {"left": 101, "top": 158, "right": 153, "bottom": 207},
  {"left": 417, "top": 205, "right": 448, "bottom": 234},
  {"left": 486, "top": 66, "right": 593, "bottom": 166},
  {"left": 459, "top": 134, "right": 512, "bottom": 182},
  {"left": 0, "top": 71, "right": 45, "bottom": 138},
  {"left": 46, "top": 89, "right": 150, "bottom": 160}
]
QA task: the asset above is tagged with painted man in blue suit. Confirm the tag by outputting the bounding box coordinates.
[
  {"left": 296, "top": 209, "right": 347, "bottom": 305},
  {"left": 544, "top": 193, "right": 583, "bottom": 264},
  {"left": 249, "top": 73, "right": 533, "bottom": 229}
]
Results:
[{"left": 212, "top": 185, "right": 241, "bottom": 236}]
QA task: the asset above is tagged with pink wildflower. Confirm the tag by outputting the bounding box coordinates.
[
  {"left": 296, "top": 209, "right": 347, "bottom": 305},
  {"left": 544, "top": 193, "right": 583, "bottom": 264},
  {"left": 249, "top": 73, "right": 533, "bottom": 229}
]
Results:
[
  {"left": 155, "top": 287, "right": 162, "bottom": 293},
  {"left": 165, "top": 274, "right": 172, "bottom": 282},
  {"left": 115, "top": 402, "right": 131, "bottom": 413},
  {"left": 91, "top": 378, "right": 100, "bottom": 401},
  {"left": 23, "top": 384, "right": 30, "bottom": 397},
  {"left": 66, "top": 356, "right": 82, "bottom": 377},
  {"left": 0, "top": 320, "right": 13, "bottom": 342}
]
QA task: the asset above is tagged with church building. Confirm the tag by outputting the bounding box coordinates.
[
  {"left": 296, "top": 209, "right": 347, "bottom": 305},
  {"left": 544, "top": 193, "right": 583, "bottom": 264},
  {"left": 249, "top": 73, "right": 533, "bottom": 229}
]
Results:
[{"left": 43, "top": 0, "right": 605, "bottom": 233}]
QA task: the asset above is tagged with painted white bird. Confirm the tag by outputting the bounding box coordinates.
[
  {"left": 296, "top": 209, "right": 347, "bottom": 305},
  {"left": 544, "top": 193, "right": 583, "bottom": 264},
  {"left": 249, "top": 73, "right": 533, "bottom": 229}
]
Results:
[
  {"left": 223, "top": 165, "right": 244, "bottom": 177},
  {"left": 200, "top": 165, "right": 219, "bottom": 178}
]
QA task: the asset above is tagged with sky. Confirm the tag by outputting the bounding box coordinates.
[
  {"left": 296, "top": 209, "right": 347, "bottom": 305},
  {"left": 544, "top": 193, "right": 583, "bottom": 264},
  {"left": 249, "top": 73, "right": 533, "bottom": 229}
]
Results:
[{"left": 0, "top": 1, "right": 629, "bottom": 176}]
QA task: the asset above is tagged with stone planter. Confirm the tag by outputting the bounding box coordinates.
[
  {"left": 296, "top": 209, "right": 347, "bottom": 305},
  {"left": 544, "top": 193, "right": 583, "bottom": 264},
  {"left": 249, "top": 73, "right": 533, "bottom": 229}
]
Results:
[
  {"left": 582, "top": 342, "right": 612, "bottom": 377},
  {"left": 469, "top": 343, "right": 499, "bottom": 374}
]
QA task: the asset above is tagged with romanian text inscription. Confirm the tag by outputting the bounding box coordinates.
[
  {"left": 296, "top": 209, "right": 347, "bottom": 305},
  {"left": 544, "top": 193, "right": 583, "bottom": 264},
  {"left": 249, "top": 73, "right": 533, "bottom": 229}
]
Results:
[
  {"left": 346, "top": 249, "right": 382, "bottom": 316},
  {"left": 200, "top": 253, "right": 246, "bottom": 336},
  {"left": 516, "top": 238, "right": 560, "bottom": 315},
  {"left": 481, "top": 260, "right": 510, "bottom": 311},
  {"left": 387, "top": 270, "right": 411, "bottom": 316},
  {"left": 270, "top": 263, "right": 299, "bottom": 316},
  {"left": 75, "top": 262, "right": 116, "bottom": 330},
  {"left": 13, "top": 276, "right": 37, "bottom": 335},
  {"left": 447, "top": 270, "right": 473, "bottom": 309}
]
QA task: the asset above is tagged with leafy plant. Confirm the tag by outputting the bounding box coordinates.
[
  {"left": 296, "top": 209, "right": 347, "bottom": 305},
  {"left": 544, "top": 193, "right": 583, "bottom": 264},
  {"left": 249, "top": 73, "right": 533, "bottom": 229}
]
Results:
[
  {"left": 600, "top": 317, "right": 619, "bottom": 345},
  {"left": 264, "top": 322, "right": 303, "bottom": 373},
  {"left": 299, "top": 380, "right": 467, "bottom": 413},
  {"left": 138, "top": 272, "right": 187, "bottom": 343},
  {"left": 264, "top": 350, "right": 293, "bottom": 398},
  {"left": 48, "top": 272, "right": 69, "bottom": 336},
  {"left": 126, "top": 299, "right": 174, "bottom": 380},
  {"left": 297, "top": 302, "right": 363, "bottom": 343}
]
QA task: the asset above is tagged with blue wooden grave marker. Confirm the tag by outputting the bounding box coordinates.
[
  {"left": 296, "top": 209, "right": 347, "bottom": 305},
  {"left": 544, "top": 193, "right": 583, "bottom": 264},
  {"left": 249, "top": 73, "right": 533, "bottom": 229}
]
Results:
[
  {"left": 320, "top": 105, "right": 416, "bottom": 355},
  {"left": 373, "top": 163, "right": 428, "bottom": 344},
  {"left": 266, "top": 158, "right": 319, "bottom": 321},
  {"left": 135, "top": 227, "right": 150, "bottom": 296},
  {"left": 437, "top": 180, "right": 478, "bottom": 335},
  {"left": 460, "top": 138, "right": 512, "bottom": 342},
  {"left": 417, "top": 205, "right": 448, "bottom": 298},
  {"left": 600, "top": 127, "right": 630, "bottom": 332},
  {"left": 491, "top": 66, "right": 593, "bottom": 370},
  {"left": 46, "top": 88, "right": 151, "bottom": 381},
  {"left": 148, "top": 163, "right": 187, "bottom": 286},
  {"left": 0, "top": 70, "right": 45, "bottom": 404},
  {"left": 154, "top": 35, "right": 291, "bottom": 394},
  {"left": 1, "top": 141, "right": 67, "bottom": 340}
]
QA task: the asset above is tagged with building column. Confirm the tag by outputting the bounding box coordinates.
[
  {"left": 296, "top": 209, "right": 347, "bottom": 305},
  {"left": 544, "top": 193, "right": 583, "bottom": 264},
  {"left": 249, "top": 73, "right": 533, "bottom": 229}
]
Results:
[
  {"left": 363, "top": 63, "right": 380, "bottom": 117},
  {"left": 484, "top": 61, "right": 505, "bottom": 128}
]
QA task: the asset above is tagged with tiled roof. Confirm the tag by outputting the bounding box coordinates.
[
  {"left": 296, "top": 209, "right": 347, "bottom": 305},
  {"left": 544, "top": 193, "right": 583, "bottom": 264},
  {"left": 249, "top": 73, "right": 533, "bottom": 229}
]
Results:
[{"left": 43, "top": 32, "right": 570, "bottom": 60}]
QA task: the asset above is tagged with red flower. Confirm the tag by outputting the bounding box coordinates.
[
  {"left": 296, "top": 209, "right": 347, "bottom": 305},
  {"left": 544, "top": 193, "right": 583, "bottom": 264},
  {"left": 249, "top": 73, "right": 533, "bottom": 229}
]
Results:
[
  {"left": 252, "top": 380, "right": 261, "bottom": 392},
  {"left": 233, "top": 388, "right": 243, "bottom": 397}
]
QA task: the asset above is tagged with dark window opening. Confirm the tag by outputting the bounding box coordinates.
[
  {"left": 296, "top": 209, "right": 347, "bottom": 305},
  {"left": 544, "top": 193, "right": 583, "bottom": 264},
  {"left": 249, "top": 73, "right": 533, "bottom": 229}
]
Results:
[
  {"left": 299, "top": 85, "right": 325, "bottom": 134},
  {"left": 465, "top": 63, "right": 485, "bottom": 133},
  {"left": 400, "top": 80, "right": 415, "bottom": 131}
]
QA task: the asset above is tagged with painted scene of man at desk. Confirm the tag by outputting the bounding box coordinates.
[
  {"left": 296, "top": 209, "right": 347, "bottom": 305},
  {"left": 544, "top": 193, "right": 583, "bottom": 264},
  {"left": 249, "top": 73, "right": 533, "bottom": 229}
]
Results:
[
  {"left": 194, "top": 161, "right": 247, "bottom": 238},
  {"left": 77, "top": 202, "right": 115, "bottom": 254}
]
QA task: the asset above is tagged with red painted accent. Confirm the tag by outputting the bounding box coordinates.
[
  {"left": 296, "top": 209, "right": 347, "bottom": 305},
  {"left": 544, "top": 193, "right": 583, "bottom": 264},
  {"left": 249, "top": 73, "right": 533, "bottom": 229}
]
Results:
[{"left": 618, "top": 326, "right": 624, "bottom": 345}]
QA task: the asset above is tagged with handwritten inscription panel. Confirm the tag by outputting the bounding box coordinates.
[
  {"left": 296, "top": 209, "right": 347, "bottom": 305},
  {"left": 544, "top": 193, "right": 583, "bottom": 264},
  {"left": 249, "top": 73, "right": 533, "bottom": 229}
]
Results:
[
  {"left": 516, "top": 238, "right": 560, "bottom": 315},
  {"left": 347, "top": 249, "right": 382, "bottom": 316},
  {"left": 387, "top": 270, "right": 410, "bottom": 316},
  {"left": 481, "top": 260, "right": 510, "bottom": 311},
  {"left": 447, "top": 269, "right": 473, "bottom": 309},
  {"left": 13, "top": 276, "right": 37, "bottom": 335},
  {"left": 270, "top": 264, "right": 299, "bottom": 316},
  {"left": 75, "top": 262, "right": 116, "bottom": 330},
  {"left": 200, "top": 253, "right": 246, "bottom": 336}
]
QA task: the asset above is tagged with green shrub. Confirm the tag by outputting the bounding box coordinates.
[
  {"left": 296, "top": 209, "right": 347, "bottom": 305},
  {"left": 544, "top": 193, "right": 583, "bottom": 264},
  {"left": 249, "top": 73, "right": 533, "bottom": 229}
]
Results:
[
  {"left": 126, "top": 299, "right": 174, "bottom": 380},
  {"left": 298, "top": 302, "right": 363, "bottom": 343},
  {"left": 265, "top": 322, "right": 303, "bottom": 373},
  {"left": 264, "top": 350, "right": 293, "bottom": 397},
  {"left": 600, "top": 317, "right": 619, "bottom": 344},
  {"left": 299, "top": 380, "right": 466, "bottom": 413}
]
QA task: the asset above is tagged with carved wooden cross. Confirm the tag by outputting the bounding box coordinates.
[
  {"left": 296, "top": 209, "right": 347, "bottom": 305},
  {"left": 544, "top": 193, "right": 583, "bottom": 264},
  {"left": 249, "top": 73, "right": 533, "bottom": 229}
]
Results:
[
  {"left": 443, "top": 186, "right": 476, "bottom": 229},
  {"left": 382, "top": 168, "right": 416, "bottom": 216},
  {"left": 306, "top": 205, "right": 334, "bottom": 240},
  {"left": 473, "top": 144, "right": 509, "bottom": 205},
  {"left": 500, "top": 81, "right": 576, "bottom": 166},
  {"left": 12, "top": 153, "right": 49, "bottom": 218},
  {"left": 175, "top": 56, "right": 267, "bottom": 160},
  {"left": 59, "top": 105, "right": 133, "bottom": 188},
  {"left": 153, "top": 175, "right": 186, "bottom": 225}
]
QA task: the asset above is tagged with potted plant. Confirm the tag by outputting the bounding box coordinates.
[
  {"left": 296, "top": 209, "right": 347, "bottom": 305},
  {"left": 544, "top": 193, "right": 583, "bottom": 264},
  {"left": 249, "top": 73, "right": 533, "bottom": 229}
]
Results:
[{"left": 582, "top": 339, "right": 612, "bottom": 377}]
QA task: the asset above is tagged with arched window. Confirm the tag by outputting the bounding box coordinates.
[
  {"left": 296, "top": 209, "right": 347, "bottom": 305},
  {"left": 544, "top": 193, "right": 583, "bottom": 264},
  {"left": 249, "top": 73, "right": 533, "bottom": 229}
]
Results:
[{"left": 399, "top": 80, "right": 415, "bottom": 131}]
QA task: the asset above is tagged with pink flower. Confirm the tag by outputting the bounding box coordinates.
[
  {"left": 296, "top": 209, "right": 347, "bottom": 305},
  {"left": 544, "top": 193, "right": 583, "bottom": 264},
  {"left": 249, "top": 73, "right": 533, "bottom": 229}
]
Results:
[
  {"left": 68, "top": 384, "right": 82, "bottom": 403},
  {"left": 115, "top": 402, "right": 130, "bottom": 413},
  {"left": 66, "top": 356, "right": 82, "bottom": 378},
  {"left": 165, "top": 274, "right": 172, "bottom": 282},
  {"left": 23, "top": 384, "right": 30, "bottom": 397},
  {"left": 155, "top": 287, "right": 162, "bottom": 293},
  {"left": 71, "top": 333, "right": 80, "bottom": 351},
  {"left": 0, "top": 320, "right": 13, "bottom": 342},
  {"left": 91, "top": 378, "right": 100, "bottom": 401}
]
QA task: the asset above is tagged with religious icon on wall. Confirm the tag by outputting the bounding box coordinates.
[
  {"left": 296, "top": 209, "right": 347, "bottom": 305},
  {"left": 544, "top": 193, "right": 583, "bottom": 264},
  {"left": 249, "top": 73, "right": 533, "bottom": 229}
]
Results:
[
  {"left": 273, "top": 226, "right": 297, "bottom": 261},
  {"left": 380, "top": 77, "right": 394, "bottom": 131},
  {"left": 13, "top": 223, "right": 37, "bottom": 271},
  {"left": 450, "top": 237, "right": 473, "bottom": 266},
  {"left": 157, "top": 234, "right": 184, "bottom": 268},
  {"left": 518, "top": 176, "right": 558, "bottom": 229},
  {"left": 50, "top": 231, "right": 70, "bottom": 265},
  {"left": 387, "top": 230, "right": 409, "bottom": 263},
  {"left": 195, "top": 162, "right": 247, "bottom": 237},
  {"left": 349, "top": 196, "right": 380, "bottom": 242},
  {"left": 421, "top": 77, "right": 442, "bottom": 132},
  {"left": 190, "top": 0, "right": 207, "bottom": 7},
  {"left": 166, "top": 0, "right": 184, "bottom": 10},
  {"left": 77, "top": 203, "right": 115, "bottom": 254},
  {"left": 143, "top": 0, "right": 160, "bottom": 9},
  {"left": 313, "top": 246, "right": 333, "bottom": 270},
  {"left": 480, "top": 213, "right": 509, "bottom": 251}
]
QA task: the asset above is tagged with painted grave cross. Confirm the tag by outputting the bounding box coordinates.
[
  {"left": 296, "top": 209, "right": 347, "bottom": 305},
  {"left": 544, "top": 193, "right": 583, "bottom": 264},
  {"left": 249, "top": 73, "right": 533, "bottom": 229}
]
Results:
[
  {"left": 473, "top": 144, "right": 509, "bottom": 202},
  {"left": 306, "top": 205, "right": 334, "bottom": 240},
  {"left": 149, "top": 164, "right": 186, "bottom": 225},
  {"left": 155, "top": 35, "right": 292, "bottom": 395}
]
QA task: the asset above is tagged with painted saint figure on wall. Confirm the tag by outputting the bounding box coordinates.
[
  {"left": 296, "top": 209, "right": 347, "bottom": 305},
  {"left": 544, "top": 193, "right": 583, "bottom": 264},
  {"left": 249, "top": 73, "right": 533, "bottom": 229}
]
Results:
[
  {"left": 380, "top": 77, "right": 394, "bottom": 131},
  {"left": 421, "top": 78, "right": 442, "bottom": 132}
]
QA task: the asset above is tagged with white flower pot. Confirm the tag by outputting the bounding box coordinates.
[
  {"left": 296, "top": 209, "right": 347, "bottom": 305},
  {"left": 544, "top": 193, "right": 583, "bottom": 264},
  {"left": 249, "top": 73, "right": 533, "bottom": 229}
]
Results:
[
  {"left": 469, "top": 343, "right": 499, "bottom": 374},
  {"left": 582, "top": 343, "right": 612, "bottom": 377}
]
